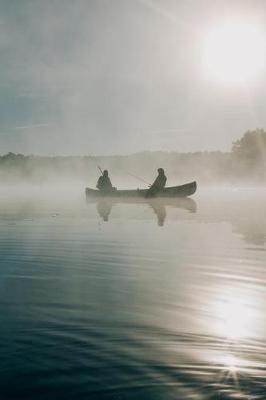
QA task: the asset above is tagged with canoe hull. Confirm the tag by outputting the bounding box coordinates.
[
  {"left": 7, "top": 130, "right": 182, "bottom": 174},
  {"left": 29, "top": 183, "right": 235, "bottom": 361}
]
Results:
[{"left": 85, "top": 181, "right": 197, "bottom": 198}]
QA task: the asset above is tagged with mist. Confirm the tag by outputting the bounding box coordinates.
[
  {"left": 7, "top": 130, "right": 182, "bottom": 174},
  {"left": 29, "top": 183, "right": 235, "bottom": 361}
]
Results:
[
  {"left": 1, "top": 126, "right": 266, "bottom": 190},
  {"left": 1, "top": 2, "right": 266, "bottom": 399},
  {"left": 1, "top": 0, "right": 266, "bottom": 156}
]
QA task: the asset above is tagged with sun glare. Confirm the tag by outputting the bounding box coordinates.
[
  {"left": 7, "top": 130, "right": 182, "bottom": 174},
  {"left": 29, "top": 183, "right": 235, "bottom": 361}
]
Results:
[
  {"left": 202, "top": 19, "right": 265, "bottom": 84},
  {"left": 212, "top": 291, "right": 255, "bottom": 340}
]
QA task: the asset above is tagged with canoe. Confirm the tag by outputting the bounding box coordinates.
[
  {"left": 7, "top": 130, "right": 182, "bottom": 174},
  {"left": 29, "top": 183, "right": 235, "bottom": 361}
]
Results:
[{"left": 85, "top": 181, "right": 197, "bottom": 198}]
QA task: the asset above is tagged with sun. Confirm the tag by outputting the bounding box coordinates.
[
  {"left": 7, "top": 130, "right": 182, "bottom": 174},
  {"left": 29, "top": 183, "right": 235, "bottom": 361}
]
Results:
[{"left": 202, "top": 19, "right": 265, "bottom": 84}]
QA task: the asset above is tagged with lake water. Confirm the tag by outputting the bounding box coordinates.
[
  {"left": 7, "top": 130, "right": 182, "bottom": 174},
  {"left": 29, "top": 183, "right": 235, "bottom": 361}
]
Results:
[{"left": 0, "top": 187, "right": 265, "bottom": 399}]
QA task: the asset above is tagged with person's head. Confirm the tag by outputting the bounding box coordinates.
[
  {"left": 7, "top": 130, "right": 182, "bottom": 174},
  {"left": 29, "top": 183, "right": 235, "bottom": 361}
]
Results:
[
  {"left": 103, "top": 170, "right": 108, "bottom": 177},
  {"left": 158, "top": 168, "right": 164, "bottom": 175}
]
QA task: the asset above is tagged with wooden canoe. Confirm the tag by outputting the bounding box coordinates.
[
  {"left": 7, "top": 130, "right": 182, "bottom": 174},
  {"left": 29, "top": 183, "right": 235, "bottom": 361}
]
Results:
[{"left": 85, "top": 181, "right": 197, "bottom": 198}]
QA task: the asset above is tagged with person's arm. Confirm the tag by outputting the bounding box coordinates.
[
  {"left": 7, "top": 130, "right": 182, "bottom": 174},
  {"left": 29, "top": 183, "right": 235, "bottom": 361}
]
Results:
[
  {"left": 148, "top": 176, "right": 159, "bottom": 191},
  {"left": 151, "top": 176, "right": 166, "bottom": 190},
  {"left": 152, "top": 176, "right": 161, "bottom": 189},
  {"left": 96, "top": 177, "right": 102, "bottom": 189},
  {"left": 106, "top": 177, "right": 113, "bottom": 188}
]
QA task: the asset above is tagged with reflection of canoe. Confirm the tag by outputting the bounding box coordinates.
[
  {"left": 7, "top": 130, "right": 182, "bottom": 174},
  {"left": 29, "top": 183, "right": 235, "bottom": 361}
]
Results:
[
  {"left": 90, "top": 197, "right": 197, "bottom": 213},
  {"left": 91, "top": 197, "right": 197, "bottom": 226},
  {"left": 85, "top": 181, "right": 197, "bottom": 198}
]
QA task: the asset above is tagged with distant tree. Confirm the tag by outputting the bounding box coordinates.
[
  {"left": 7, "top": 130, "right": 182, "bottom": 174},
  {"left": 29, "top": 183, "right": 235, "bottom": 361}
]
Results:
[
  {"left": 2, "top": 152, "right": 16, "bottom": 160},
  {"left": 232, "top": 129, "right": 266, "bottom": 166}
]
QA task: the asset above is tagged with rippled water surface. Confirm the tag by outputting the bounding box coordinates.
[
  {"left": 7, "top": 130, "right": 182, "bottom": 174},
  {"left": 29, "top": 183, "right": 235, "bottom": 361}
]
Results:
[{"left": 0, "top": 187, "right": 265, "bottom": 399}]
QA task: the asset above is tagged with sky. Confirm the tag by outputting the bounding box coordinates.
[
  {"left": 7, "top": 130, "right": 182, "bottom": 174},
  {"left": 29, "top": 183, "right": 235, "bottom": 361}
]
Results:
[{"left": 1, "top": 0, "right": 266, "bottom": 155}]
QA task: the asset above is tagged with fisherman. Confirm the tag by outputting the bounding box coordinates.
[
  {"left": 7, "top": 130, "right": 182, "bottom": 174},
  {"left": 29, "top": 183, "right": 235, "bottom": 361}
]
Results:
[
  {"left": 146, "top": 168, "right": 167, "bottom": 197},
  {"left": 96, "top": 170, "right": 114, "bottom": 192}
]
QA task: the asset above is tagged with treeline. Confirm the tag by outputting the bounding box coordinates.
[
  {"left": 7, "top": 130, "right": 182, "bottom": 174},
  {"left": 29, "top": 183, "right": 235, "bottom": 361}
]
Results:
[{"left": 0, "top": 129, "right": 266, "bottom": 185}]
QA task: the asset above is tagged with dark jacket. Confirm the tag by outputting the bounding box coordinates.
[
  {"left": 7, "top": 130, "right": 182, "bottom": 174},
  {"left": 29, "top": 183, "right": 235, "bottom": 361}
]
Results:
[
  {"left": 96, "top": 175, "right": 113, "bottom": 191},
  {"left": 146, "top": 173, "right": 167, "bottom": 197},
  {"left": 150, "top": 174, "right": 167, "bottom": 190}
]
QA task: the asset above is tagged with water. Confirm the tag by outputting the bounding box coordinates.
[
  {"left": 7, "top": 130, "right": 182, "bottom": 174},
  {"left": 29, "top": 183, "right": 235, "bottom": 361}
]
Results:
[{"left": 0, "top": 186, "right": 265, "bottom": 399}]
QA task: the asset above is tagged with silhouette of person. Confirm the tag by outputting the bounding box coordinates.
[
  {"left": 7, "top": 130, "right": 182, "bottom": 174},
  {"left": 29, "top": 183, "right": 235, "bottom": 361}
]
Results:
[
  {"left": 96, "top": 170, "right": 113, "bottom": 192},
  {"left": 146, "top": 168, "right": 167, "bottom": 197}
]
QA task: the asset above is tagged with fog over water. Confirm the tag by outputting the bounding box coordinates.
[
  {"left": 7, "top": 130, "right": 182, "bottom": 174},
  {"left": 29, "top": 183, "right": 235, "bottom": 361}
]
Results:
[
  {"left": 0, "top": 186, "right": 265, "bottom": 399},
  {"left": 1, "top": 0, "right": 266, "bottom": 398}
]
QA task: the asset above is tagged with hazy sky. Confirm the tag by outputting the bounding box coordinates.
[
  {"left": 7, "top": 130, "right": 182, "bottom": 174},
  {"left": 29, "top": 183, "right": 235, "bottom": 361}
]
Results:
[{"left": 1, "top": 0, "right": 266, "bottom": 155}]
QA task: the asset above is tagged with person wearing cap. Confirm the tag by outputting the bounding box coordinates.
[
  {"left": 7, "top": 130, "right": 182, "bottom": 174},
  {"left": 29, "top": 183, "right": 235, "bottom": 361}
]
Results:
[
  {"left": 96, "top": 170, "right": 113, "bottom": 191},
  {"left": 146, "top": 168, "right": 167, "bottom": 197}
]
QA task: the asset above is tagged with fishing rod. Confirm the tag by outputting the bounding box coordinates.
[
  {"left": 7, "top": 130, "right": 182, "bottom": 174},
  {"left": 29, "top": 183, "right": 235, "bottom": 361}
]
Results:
[
  {"left": 88, "top": 156, "right": 104, "bottom": 175},
  {"left": 121, "top": 170, "right": 151, "bottom": 185},
  {"left": 90, "top": 156, "right": 151, "bottom": 185},
  {"left": 97, "top": 165, "right": 103, "bottom": 175}
]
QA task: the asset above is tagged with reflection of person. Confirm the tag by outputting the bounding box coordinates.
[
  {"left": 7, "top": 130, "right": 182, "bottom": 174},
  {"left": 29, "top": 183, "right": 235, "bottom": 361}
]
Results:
[
  {"left": 96, "top": 170, "right": 113, "bottom": 192},
  {"left": 149, "top": 201, "right": 166, "bottom": 226},
  {"left": 146, "top": 168, "right": 167, "bottom": 197},
  {"left": 97, "top": 200, "right": 113, "bottom": 222}
]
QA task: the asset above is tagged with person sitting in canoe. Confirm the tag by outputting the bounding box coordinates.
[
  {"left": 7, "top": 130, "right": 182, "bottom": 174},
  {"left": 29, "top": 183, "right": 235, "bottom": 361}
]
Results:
[
  {"left": 146, "top": 168, "right": 167, "bottom": 197},
  {"left": 96, "top": 170, "right": 114, "bottom": 192}
]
